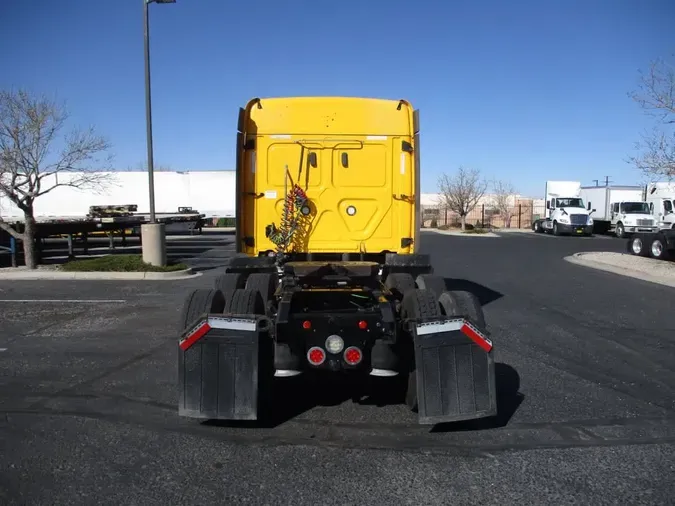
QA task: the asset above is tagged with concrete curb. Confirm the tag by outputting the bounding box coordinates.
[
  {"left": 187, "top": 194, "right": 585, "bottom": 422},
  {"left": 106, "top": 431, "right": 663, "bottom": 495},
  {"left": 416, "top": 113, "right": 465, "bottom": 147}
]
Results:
[
  {"left": 493, "top": 228, "right": 535, "bottom": 234},
  {"left": 423, "top": 229, "right": 500, "bottom": 238},
  {"left": 0, "top": 267, "right": 201, "bottom": 281},
  {"left": 564, "top": 252, "right": 675, "bottom": 288}
]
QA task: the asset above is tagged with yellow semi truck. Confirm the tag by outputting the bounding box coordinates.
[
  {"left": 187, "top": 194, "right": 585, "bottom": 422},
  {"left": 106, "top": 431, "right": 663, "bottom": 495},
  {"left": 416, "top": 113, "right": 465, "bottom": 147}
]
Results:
[{"left": 178, "top": 97, "right": 497, "bottom": 425}]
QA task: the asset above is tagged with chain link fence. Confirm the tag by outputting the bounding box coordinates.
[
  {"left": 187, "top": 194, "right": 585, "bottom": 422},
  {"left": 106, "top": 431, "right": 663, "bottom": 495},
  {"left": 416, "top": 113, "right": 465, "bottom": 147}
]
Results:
[{"left": 422, "top": 202, "right": 547, "bottom": 230}]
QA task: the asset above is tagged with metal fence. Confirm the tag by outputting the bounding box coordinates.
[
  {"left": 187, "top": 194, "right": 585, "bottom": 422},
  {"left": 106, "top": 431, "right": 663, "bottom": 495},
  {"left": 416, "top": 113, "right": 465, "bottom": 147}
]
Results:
[{"left": 422, "top": 204, "right": 547, "bottom": 229}]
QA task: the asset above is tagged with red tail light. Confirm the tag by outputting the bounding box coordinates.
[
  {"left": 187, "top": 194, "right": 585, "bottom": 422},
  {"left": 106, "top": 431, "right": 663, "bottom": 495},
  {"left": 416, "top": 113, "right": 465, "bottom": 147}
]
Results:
[
  {"left": 358, "top": 320, "right": 368, "bottom": 330},
  {"left": 302, "top": 320, "right": 312, "bottom": 330},
  {"left": 344, "top": 346, "right": 362, "bottom": 365},
  {"left": 307, "top": 347, "right": 326, "bottom": 365}
]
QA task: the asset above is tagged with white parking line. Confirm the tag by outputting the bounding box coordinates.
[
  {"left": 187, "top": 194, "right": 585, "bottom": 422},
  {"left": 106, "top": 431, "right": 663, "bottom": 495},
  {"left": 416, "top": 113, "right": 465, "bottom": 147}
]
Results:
[
  {"left": 0, "top": 348, "right": 7, "bottom": 352},
  {"left": 0, "top": 299, "right": 126, "bottom": 303}
]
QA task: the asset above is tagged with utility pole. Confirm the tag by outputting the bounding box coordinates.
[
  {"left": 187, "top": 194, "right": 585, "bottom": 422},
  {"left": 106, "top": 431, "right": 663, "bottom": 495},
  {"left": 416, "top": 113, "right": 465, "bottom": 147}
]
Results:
[{"left": 141, "top": 0, "right": 176, "bottom": 266}]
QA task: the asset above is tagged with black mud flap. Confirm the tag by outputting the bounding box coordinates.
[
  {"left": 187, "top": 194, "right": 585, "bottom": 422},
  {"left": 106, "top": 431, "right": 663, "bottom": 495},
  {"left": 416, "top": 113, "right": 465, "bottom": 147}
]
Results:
[
  {"left": 412, "top": 317, "right": 497, "bottom": 425},
  {"left": 178, "top": 314, "right": 272, "bottom": 420}
]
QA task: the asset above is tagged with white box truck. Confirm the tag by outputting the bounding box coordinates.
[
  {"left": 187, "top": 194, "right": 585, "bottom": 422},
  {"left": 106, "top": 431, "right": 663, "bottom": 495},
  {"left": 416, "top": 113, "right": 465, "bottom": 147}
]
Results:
[
  {"left": 532, "top": 181, "right": 594, "bottom": 236},
  {"left": 644, "top": 182, "right": 675, "bottom": 231},
  {"left": 579, "top": 185, "right": 659, "bottom": 238}
]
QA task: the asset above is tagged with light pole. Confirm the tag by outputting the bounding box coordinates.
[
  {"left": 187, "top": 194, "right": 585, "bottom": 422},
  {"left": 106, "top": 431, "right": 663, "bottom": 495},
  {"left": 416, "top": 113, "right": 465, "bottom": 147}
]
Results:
[{"left": 142, "top": 0, "right": 175, "bottom": 266}]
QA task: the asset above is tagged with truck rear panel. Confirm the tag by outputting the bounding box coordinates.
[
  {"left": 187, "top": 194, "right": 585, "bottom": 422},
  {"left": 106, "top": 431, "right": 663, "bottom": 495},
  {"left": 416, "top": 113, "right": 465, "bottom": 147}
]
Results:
[{"left": 235, "top": 97, "right": 420, "bottom": 257}]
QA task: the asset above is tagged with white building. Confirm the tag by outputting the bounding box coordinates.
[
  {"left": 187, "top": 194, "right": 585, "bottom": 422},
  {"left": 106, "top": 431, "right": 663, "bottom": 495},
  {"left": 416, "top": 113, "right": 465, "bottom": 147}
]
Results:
[{"left": 0, "top": 170, "right": 236, "bottom": 220}]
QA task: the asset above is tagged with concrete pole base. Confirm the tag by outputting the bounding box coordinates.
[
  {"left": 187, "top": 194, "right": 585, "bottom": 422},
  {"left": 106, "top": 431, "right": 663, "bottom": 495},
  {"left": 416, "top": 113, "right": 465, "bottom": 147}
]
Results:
[{"left": 141, "top": 223, "right": 167, "bottom": 267}]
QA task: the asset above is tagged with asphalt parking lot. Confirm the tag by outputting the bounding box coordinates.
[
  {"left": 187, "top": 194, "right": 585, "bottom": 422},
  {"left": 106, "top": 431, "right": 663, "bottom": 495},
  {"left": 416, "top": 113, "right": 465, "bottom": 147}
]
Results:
[{"left": 1, "top": 230, "right": 674, "bottom": 505}]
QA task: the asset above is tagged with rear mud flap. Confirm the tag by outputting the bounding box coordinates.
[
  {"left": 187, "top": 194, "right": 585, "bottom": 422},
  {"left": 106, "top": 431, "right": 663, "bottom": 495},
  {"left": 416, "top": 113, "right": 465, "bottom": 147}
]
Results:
[
  {"left": 413, "top": 318, "right": 497, "bottom": 425},
  {"left": 178, "top": 314, "right": 272, "bottom": 421}
]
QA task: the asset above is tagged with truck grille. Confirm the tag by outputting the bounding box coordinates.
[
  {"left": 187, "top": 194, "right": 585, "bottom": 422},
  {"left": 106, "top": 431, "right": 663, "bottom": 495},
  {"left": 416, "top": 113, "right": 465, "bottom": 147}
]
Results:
[
  {"left": 570, "top": 214, "right": 587, "bottom": 225},
  {"left": 636, "top": 219, "right": 653, "bottom": 226}
]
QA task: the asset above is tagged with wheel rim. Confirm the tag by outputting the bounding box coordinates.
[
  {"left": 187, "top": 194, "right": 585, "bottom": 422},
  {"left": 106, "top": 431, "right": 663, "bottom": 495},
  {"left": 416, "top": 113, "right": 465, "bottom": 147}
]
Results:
[
  {"left": 651, "top": 241, "right": 663, "bottom": 257},
  {"left": 631, "top": 238, "right": 642, "bottom": 254},
  {"left": 617, "top": 225, "right": 623, "bottom": 237}
]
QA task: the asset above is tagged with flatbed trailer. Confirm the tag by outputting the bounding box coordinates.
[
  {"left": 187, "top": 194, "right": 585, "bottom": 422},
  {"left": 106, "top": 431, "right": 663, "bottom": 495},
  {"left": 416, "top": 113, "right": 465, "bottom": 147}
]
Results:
[
  {"left": 178, "top": 97, "right": 498, "bottom": 426},
  {"left": 1, "top": 208, "right": 204, "bottom": 264}
]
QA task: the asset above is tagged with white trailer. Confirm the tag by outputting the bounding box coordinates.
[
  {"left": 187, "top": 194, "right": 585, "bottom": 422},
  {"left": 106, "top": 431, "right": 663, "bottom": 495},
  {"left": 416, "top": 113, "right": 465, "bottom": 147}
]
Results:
[
  {"left": 532, "top": 181, "right": 594, "bottom": 236},
  {"left": 579, "top": 185, "right": 658, "bottom": 237},
  {"left": 0, "top": 170, "right": 237, "bottom": 221},
  {"left": 644, "top": 182, "right": 675, "bottom": 230}
]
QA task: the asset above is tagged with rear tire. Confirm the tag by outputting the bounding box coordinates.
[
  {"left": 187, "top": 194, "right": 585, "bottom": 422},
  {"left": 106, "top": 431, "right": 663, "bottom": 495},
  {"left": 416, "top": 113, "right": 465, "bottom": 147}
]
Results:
[
  {"left": 415, "top": 274, "right": 446, "bottom": 299},
  {"left": 440, "top": 290, "right": 486, "bottom": 329},
  {"left": 385, "top": 273, "right": 416, "bottom": 298},
  {"left": 214, "top": 273, "right": 248, "bottom": 306},
  {"left": 628, "top": 234, "right": 653, "bottom": 257},
  {"left": 226, "top": 288, "right": 266, "bottom": 315},
  {"left": 649, "top": 234, "right": 672, "bottom": 261},
  {"left": 245, "top": 272, "right": 278, "bottom": 314},
  {"left": 179, "top": 288, "right": 226, "bottom": 332},
  {"left": 399, "top": 289, "right": 443, "bottom": 411}
]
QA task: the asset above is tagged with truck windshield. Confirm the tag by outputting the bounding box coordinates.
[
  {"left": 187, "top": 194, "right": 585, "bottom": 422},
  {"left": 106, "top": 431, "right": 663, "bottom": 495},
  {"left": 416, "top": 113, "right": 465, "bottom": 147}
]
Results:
[
  {"left": 620, "top": 202, "right": 650, "bottom": 214},
  {"left": 556, "top": 198, "right": 584, "bottom": 208}
]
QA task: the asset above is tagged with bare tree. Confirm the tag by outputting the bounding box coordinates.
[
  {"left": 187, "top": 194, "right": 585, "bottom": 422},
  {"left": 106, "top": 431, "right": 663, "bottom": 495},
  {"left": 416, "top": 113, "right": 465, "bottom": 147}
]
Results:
[
  {"left": 131, "top": 160, "right": 174, "bottom": 172},
  {"left": 437, "top": 166, "right": 488, "bottom": 231},
  {"left": 628, "top": 55, "right": 675, "bottom": 180},
  {"left": 0, "top": 89, "right": 114, "bottom": 269},
  {"left": 492, "top": 179, "right": 518, "bottom": 228}
]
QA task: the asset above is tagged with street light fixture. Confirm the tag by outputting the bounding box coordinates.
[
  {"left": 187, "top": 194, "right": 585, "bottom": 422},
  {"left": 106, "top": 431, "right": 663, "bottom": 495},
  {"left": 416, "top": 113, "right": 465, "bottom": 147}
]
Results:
[{"left": 142, "top": 0, "right": 175, "bottom": 266}]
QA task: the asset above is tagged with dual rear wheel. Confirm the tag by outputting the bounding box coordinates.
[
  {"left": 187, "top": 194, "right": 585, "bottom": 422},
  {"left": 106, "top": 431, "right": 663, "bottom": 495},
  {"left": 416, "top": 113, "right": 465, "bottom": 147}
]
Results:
[
  {"left": 627, "top": 233, "right": 672, "bottom": 261},
  {"left": 179, "top": 270, "right": 487, "bottom": 419},
  {"left": 387, "top": 272, "right": 486, "bottom": 412}
]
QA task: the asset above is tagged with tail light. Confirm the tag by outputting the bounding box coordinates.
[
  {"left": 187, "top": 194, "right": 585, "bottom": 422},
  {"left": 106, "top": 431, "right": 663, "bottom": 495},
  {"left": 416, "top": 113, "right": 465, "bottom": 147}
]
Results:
[
  {"left": 344, "top": 346, "right": 362, "bottom": 365},
  {"left": 358, "top": 320, "right": 368, "bottom": 330},
  {"left": 302, "top": 320, "right": 312, "bottom": 330},
  {"left": 307, "top": 347, "right": 326, "bottom": 365}
]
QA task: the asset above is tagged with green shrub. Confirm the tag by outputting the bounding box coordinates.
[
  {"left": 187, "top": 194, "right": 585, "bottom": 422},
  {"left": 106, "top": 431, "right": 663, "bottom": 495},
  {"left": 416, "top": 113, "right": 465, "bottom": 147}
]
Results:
[{"left": 59, "top": 254, "right": 188, "bottom": 272}]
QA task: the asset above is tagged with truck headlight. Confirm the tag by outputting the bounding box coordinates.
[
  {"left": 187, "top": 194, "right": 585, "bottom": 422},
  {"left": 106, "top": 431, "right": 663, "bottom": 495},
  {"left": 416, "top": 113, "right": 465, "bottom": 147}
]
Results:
[
  {"left": 559, "top": 217, "right": 569, "bottom": 224},
  {"left": 587, "top": 217, "right": 593, "bottom": 225}
]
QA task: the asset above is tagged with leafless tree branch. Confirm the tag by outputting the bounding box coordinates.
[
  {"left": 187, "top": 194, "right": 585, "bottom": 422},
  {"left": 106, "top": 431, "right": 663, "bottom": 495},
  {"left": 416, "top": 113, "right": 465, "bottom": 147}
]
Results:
[
  {"left": 0, "top": 88, "right": 114, "bottom": 268},
  {"left": 437, "top": 166, "right": 488, "bottom": 230},
  {"left": 0, "top": 218, "right": 22, "bottom": 240},
  {"left": 491, "top": 179, "right": 518, "bottom": 228},
  {"left": 628, "top": 55, "right": 675, "bottom": 180}
]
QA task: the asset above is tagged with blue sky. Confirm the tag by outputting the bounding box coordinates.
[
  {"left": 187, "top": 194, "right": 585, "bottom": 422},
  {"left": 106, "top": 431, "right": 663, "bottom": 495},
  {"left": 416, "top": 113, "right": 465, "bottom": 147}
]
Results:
[{"left": 1, "top": 0, "right": 672, "bottom": 197}]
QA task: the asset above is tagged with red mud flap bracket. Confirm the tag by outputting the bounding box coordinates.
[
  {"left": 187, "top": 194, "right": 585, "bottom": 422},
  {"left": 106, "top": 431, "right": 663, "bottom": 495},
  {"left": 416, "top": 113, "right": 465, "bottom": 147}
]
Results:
[
  {"left": 178, "top": 314, "right": 272, "bottom": 421},
  {"left": 412, "top": 317, "right": 497, "bottom": 425}
]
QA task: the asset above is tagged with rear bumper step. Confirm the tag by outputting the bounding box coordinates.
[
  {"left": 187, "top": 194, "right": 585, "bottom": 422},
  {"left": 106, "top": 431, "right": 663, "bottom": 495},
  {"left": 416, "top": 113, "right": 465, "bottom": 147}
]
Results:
[{"left": 412, "top": 317, "right": 497, "bottom": 425}]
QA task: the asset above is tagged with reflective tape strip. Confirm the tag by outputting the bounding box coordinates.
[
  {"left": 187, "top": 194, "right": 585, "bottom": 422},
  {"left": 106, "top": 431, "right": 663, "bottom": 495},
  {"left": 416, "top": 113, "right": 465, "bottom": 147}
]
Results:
[
  {"left": 460, "top": 321, "right": 493, "bottom": 352},
  {"left": 366, "top": 135, "right": 386, "bottom": 140},
  {"left": 400, "top": 152, "right": 406, "bottom": 175},
  {"left": 179, "top": 321, "right": 211, "bottom": 351},
  {"left": 415, "top": 319, "right": 463, "bottom": 335},
  {"left": 415, "top": 318, "right": 493, "bottom": 352},
  {"left": 207, "top": 317, "right": 257, "bottom": 332}
]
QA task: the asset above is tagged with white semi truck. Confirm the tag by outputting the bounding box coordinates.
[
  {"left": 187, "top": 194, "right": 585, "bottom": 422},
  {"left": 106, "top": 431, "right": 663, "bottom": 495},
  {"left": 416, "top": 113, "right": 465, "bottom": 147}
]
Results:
[
  {"left": 531, "top": 181, "right": 594, "bottom": 236},
  {"left": 644, "top": 182, "right": 675, "bottom": 231},
  {"left": 579, "top": 185, "right": 659, "bottom": 238}
]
